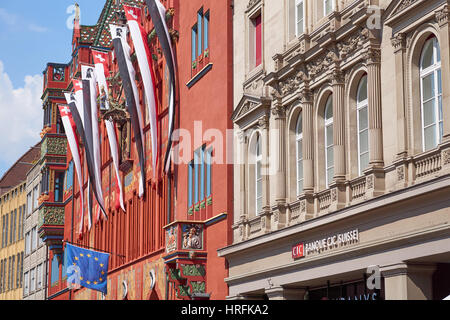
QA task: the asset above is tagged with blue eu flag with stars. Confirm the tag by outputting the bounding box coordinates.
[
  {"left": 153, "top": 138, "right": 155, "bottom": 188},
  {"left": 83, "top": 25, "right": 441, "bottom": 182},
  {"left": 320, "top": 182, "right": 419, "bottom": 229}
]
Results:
[{"left": 65, "top": 243, "right": 110, "bottom": 295}]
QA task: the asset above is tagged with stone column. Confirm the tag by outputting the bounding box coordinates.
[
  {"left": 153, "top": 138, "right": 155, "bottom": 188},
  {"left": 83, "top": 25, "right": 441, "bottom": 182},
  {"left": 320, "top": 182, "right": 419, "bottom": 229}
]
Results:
[
  {"left": 381, "top": 263, "right": 436, "bottom": 300},
  {"left": 299, "top": 88, "right": 315, "bottom": 220},
  {"left": 436, "top": 6, "right": 450, "bottom": 143},
  {"left": 365, "top": 47, "right": 385, "bottom": 198},
  {"left": 391, "top": 33, "right": 409, "bottom": 189},
  {"left": 331, "top": 69, "right": 346, "bottom": 182},
  {"left": 237, "top": 130, "right": 248, "bottom": 241},
  {"left": 271, "top": 102, "right": 287, "bottom": 230},
  {"left": 328, "top": 70, "right": 346, "bottom": 212},
  {"left": 435, "top": 6, "right": 450, "bottom": 176},
  {"left": 367, "top": 47, "right": 384, "bottom": 167},
  {"left": 391, "top": 33, "right": 408, "bottom": 159},
  {"left": 259, "top": 114, "right": 272, "bottom": 233},
  {"left": 265, "top": 286, "right": 307, "bottom": 300},
  {"left": 301, "top": 89, "right": 314, "bottom": 193},
  {"left": 237, "top": 130, "right": 247, "bottom": 220}
]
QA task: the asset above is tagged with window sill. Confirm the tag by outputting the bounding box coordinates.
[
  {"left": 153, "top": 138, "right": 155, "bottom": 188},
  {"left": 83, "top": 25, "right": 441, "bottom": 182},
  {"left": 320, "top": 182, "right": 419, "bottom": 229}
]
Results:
[{"left": 186, "top": 63, "right": 213, "bottom": 89}]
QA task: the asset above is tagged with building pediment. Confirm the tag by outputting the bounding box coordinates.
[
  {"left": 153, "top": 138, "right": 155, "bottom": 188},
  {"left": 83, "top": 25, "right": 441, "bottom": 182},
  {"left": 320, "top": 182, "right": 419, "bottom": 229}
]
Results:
[
  {"left": 384, "top": 0, "right": 444, "bottom": 28},
  {"left": 232, "top": 94, "right": 271, "bottom": 129}
]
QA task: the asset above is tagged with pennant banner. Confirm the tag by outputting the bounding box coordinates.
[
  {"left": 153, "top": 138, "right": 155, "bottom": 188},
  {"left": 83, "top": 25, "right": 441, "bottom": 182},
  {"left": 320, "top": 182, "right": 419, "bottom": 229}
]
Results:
[
  {"left": 145, "top": 0, "right": 176, "bottom": 173},
  {"left": 58, "top": 104, "right": 85, "bottom": 235},
  {"left": 110, "top": 24, "right": 146, "bottom": 198},
  {"left": 92, "top": 49, "right": 126, "bottom": 212},
  {"left": 124, "top": 5, "right": 159, "bottom": 179},
  {"left": 82, "top": 65, "right": 108, "bottom": 223}
]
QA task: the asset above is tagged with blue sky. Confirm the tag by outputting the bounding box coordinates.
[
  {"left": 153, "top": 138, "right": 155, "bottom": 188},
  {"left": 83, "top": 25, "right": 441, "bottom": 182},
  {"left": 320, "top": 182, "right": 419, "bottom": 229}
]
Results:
[{"left": 0, "top": 1, "right": 107, "bottom": 178}]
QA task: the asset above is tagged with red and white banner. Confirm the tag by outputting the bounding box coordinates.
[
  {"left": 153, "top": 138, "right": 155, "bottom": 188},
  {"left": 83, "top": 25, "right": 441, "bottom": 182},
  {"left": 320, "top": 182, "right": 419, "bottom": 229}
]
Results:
[
  {"left": 124, "top": 5, "right": 159, "bottom": 179},
  {"left": 58, "top": 104, "right": 84, "bottom": 234},
  {"left": 146, "top": 0, "right": 177, "bottom": 173},
  {"left": 82, "top": 65, "right": 107, "bottom": 224},
  {"left": 92, "top": 49, "right": 126, "bottom": 212},
  {"left": 110, "top": 24, "right": 146, "bottom": 198}
]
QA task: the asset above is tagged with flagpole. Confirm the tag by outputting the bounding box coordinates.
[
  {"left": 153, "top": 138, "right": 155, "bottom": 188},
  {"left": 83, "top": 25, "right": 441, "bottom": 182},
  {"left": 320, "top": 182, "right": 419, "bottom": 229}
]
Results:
[{"left": 62, "top": 240, "right": 126, "bottom": 259}]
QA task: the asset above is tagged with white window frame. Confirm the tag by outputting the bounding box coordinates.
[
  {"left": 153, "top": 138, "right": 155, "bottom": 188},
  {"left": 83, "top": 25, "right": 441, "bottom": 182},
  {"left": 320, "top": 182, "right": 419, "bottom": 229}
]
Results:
[
  {"left": 420, "top": 36, "right": 442, "bottom": 152},
  {"left": 36, "top": 264, "right": 42, "bottom": 290},
  {"left": 325, "top": 96, "right": 334, "bottom": 188},
  {"left": 295, "top": 0, "right": 305, "bottom": 37},
  {"left": 296, "top": 113, "right": 304, "bottom": 195},
  {"left": 23, "top": 271, "right": 29, "bottom": 296},
  {"left": 30, "top": 267, "right": 35, "bottom": 293},
  {"left": 255, "top": 135, "right": 263, "bottom": 215},
  {"left": 357, "top": 75, "right": 369, "bottom": 176},
  {"left": 323, "top": 0, "right": 334, "bottom": 17}
]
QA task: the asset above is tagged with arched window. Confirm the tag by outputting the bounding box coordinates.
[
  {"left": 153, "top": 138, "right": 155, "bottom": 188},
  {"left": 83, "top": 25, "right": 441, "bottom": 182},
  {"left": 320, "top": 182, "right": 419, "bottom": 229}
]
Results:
[
  {"left": 357, "top": 75, "right": 369, "bottom": 175},
  {"left": 255, "top": 134, "right": 263, "bottom": 215},
  {"left": 420, "top": 36, "right": 442, "bottom": 151},
  {"left": 324, "top": 95, "right": 334, "bottom": 187},
  {"left": 296, "top": 113, "right": 304, "bottom": 195}
]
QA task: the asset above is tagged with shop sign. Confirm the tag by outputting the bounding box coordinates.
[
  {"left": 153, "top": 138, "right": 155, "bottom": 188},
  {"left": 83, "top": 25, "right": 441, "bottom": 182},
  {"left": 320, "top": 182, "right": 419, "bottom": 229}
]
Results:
[{"left": 292, "top": 229, "right": 359, "bottom": 259}]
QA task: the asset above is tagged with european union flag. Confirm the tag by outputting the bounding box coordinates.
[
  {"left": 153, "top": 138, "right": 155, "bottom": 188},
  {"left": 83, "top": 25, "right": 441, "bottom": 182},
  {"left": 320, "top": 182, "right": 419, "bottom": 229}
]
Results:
[{"left": 65, "top": 243, "right": 110, "bottom": 295}]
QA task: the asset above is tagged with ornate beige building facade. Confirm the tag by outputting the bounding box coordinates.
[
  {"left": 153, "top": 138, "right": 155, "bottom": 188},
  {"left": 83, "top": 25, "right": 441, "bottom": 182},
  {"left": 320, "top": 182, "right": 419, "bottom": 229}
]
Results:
[{"left": 218, "top": 0, "right": 450, "bottom": 300}]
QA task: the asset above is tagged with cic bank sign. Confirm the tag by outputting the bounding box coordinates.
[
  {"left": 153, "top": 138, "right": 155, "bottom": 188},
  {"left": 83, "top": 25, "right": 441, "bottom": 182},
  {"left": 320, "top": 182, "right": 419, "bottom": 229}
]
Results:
[{"left": 292, "top": 229, "right": 360, "bottom": 259}]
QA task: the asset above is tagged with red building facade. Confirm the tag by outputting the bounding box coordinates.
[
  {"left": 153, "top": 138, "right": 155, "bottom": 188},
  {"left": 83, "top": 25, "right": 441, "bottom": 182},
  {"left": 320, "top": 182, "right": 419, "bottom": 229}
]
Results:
[{"left": 38, "top": 0, "right": 233, "bottom": 300}]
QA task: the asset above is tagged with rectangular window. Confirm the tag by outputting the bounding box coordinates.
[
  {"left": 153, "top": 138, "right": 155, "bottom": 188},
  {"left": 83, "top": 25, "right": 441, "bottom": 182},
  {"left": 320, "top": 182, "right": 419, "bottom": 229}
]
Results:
[
  {"left": 33, "top": 185, "right": 39, "bottom": 210},
  {"left": 191, "top": 25, "right": 197, "bottom": 63},
  {"left": 254, "top": 14, "right": 262, "bottom": 67},
  {"left": 9, "top": 212, "right": 13, "bottom": 244},
  {"left": 27, "top": 192, "right": 32, "bottom": 215},
  {"left": 30, "top": 267, "right": 35, "bottom": 292},
  {"left": 54, "top": 172, "right": 64, "bottom": 203},
  {"left": 37, "top": 264, "right": 42, "bottom": 290},
  {"left": 13, "top": 209, "right": 17, "bottom": 243},
  {"left": 10, "top": 256, "right": 14, "bottom": 290},
  {"left": 188, "top": 161, "right": 194, "bottom": 208},
  {"left": 1, "top": 216, "right": 4, "bottom": 248},
  {"left": 204, "top": 11, "right": 209, "bottom": 52},
  {"left": 194, "top": 150, "right": 200, "bottom": 204},
  {"left": 295, "top": 0, "right": 304, "bottom": 36},
  {"left": 25, "top": 232, "right": 30, "bottom": 255},
  {"left": 200, "top": 147, "right": 205, "bottom": 201},
  {"left": 0, "top": 259, "right": 3, "bottom": 293},
  {"left": 23, "top": 272, "right": 29, "bottom": 296},
  {"left": 197, "top": 9, "right": 203, "bottom": 58},
  {"left": 4, "top": 214, "right": 8, "bottom": 247},
  {"left": 16, "top": 253, "right": 20, "bottom": 289},
  {"left": 324, "top": 0, "right": 334, "bottom": 16},
  {"left": 206, "top": 148, "right": 212, "bottom": 197}
]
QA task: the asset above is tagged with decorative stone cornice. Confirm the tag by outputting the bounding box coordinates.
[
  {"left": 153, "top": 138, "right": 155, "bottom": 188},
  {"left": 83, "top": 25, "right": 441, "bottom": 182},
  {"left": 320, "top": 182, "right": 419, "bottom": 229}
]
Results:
[
  {"left": 391, "top": 32, "right": 406, "bottom": 51},
  {"left": 336, "top": 28, "right": 369, "bottom": 59},
  {"left": 330, "top": 69, "right": 345, "bottom": 85},
  {"left": 271, "top": 104, "right": 285, "bottom": 120},
  {"left": 397, "top": 0, "right": 419, "bottom": 13},
  {"left": 300, "top": 88, "right": 313, "bottom": 104},
  {"left": 365, "top": 47, "right": 381, "bottom": 65},
  {"left": 246, "top": 0, "right": 261, "bottom": 13},
  {"left": 258, "top": 114, "right": 270, "bottom": 130},
  {"left": 436, "top": 5, "right": 450, "bottom": 27}
]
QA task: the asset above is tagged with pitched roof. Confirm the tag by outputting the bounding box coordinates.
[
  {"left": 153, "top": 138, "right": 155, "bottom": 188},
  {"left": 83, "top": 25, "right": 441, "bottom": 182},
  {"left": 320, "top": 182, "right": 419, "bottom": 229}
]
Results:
[
  {"left": 0, "top": 142, "right": 42, "bottom": 196},
  {"left": 79, "top": 0, "right": 144, "bottom": 48}
]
